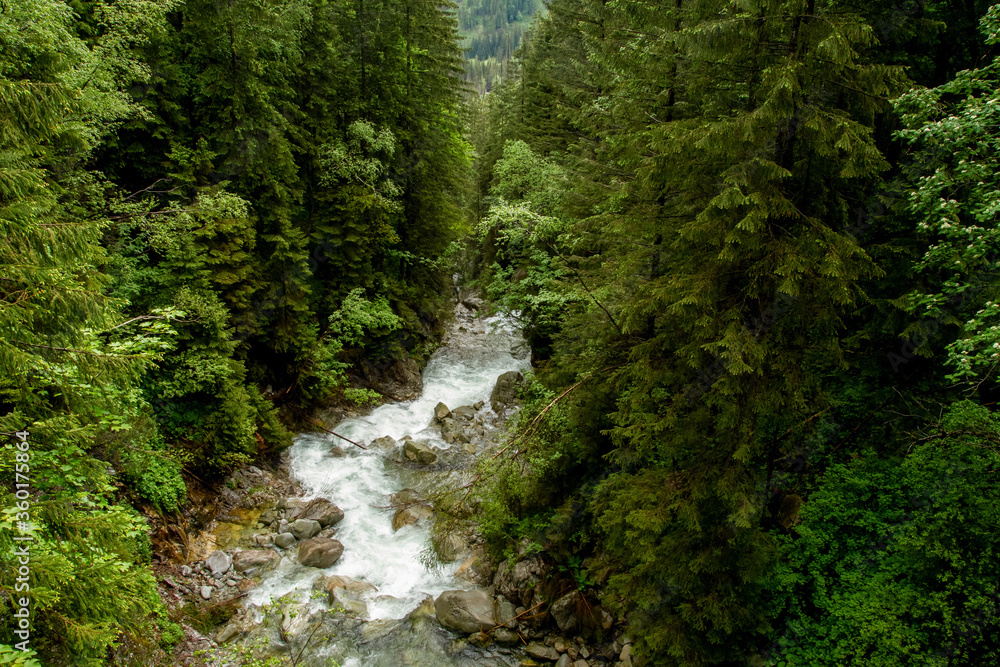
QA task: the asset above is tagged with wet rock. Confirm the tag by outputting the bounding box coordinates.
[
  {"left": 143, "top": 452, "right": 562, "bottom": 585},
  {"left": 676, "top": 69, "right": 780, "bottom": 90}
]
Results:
[
  {"left": 452, "top": 405, "right": 476, "bottom": 421},
  {"left": 215, "top": 622, "right": 241, "bottom": 644},
  {"left": 527, "top": 643, "right": 561, "bottom": 661},
  {"left": 391, "top": 488, "right": 423, "bottom": 505},
  {"left": 233, "top": 549, "right": 278, "bottom": 572},
  {"left": 462, "top": 443, "right": 476, "bottom": 455},
  {"left": 370, "top": 435, "right": 398, "bottom": 453},
  {"left": 556, "top": 655, "right": 573, "bottom": 667},
  {"left": 285, "top": 499, "right": 310, "bottom": 520},
  {"left": 300, "top": 498, "right": 345, "bottom": 527},
  {"left": 455, "top": 549, "right": 494, "bottom": 587},
  {"left": 322, "top": 574, "right": 378, "bottom": 598},
  {"left": 494, "top": 595, "right": 517, "bottom": 629},
  {"left": 291, "top": 518, "right": 322, "bottom": 540},
  {"left": 493, "top": 628, "right": 520, "bottom": 644},
  {"left": 180, "top": 564, "right": 193, "bottom": 577},
  {"left": 382, "top": 355, "right": 423, "bottom": 401},
  {"left": 494, "top": 555, "right": 545, "bottom": 607},
  {"left": 205, "top": 550, "right": 232, "bottom": 577},
  {"left": 278, "top": 519, "right": 290, "bottom": 534},
  {"left": 434, "top": 402, "right": 452, "bottom": 422},
  {"left": 392, "top": 504, "right": 433, "bottom": 531},
  {"left": 440, "top": 418, "right": 470, "bottom": 444},
  {"left": 433, "top": 530, "right": 468, "bottom": 562},
  {"left": 274, "top": 532, "right": 296, "bottom": 548},
  {"left": 199, "top": 585, "right": 213, "bottom": 600},
  {"left": 435, "top": 589, "right": 496, "bottom": 634},
  {"left": 490, "top": 370, "right": 524, "bottom": 412},
  {"left": 403, "top": 440, "right": 438, "bottom": 465},
  {"left": 550, "top": 591, "right": 584, "bottom": 633},
  {"left": 474, "top": 400, "right": 485, "bottom": 410},
  {"left": 328, "top": 446, "right": 346, "bottom": 457},
  {"left": 298, "top": 537, "right": 345, "bottom": 568},
  {"left": 330, "top": 587, "right": 369, "bottom": 617},
  {"left": 573, "top": 661, "right": 590, "bottom": 667}
]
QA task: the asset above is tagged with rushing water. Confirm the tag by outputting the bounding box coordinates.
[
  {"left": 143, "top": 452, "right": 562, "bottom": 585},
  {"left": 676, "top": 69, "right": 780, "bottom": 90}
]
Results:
[{"left": 242, "top": 308, "right": 530, "bottom": 664}]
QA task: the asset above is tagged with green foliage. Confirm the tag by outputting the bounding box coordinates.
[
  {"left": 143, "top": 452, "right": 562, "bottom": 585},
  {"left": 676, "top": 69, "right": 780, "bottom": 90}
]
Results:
[
  {"left": 119, "top": 447, "right": 186, "bottom": 513},
  {"left": 767, "top": 401, "right": 1000, "bottom": 665}
]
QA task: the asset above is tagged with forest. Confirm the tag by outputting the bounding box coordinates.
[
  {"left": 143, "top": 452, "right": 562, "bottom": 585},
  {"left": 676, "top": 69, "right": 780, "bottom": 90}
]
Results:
[
  {"left": 4, "top": 0, "right": 1000, "bottom": 665},
  {"left": 455, "top": 0, "right": 544, "bottom": 95}
]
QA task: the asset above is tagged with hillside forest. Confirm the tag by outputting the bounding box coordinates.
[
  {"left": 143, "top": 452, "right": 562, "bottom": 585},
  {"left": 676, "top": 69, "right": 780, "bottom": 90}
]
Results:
[{"left": 5, "top": 0, "right": 1000, "bottom": 666}]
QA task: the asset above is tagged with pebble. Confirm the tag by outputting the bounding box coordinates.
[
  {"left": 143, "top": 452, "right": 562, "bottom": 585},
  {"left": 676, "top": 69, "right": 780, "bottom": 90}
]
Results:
[
  {"left": 200, "top": 586, "right": 213, "bottom": 600},
  {"left": 180, "top": 565, "right": 193, "bottom": 577}
]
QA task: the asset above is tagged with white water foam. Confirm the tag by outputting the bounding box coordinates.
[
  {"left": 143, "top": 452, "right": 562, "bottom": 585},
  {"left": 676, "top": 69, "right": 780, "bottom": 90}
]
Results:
[{"left": 248, "top": 313, "right": 530, "bottom": 620}]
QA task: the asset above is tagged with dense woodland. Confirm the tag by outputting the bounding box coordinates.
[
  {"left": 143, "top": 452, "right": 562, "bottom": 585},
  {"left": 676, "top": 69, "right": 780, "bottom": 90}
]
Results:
[
  {"left": 456, "top": 0, "right": 544, "bottom": 94},
  {"left": 4, "top": 0, "right": 1000, "bottom": 665}
]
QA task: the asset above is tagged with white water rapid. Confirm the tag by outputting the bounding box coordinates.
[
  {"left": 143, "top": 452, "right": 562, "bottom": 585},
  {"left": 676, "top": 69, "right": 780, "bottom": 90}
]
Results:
[{"left": 247, "top": 309, "right": 530, "bottom": 633}]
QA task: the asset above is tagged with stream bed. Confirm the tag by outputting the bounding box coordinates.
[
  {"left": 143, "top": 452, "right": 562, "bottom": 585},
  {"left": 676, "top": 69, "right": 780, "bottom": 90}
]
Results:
[{"left": 226, "top": 305, "right": 532, "bottom": 666}]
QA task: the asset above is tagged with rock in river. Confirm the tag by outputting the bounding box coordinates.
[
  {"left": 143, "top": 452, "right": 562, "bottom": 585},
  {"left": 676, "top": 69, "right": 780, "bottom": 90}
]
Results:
[
  {"left": 434, "top": 589, "right": 496, "bottom": 634},
  {"left": 298, "top": 537, "right": 345, "bottom": 568},
  {"left": 403, "top": 439, "right": 438, "bottom": 465}
]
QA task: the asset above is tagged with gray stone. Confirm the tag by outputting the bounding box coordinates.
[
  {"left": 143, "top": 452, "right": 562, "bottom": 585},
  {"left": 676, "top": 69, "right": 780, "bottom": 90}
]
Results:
[
  {"left": 473, "top": 400, "right": 485, "bottom": 410},
  {"left": 490, "top": 370, "right": 524, "bottom": 412},
  {"left": 298, "top": 537, "right": 345, "bottom": 569},
  {"left": 291, "top": 518, "right": 322, "bottom": 540},
  {"left": 493, "top": 628, "right": 520, "bottom": 644},
  {"left": 199, "top": 585, "right": 213, "bottom": 600},
  {"left": 556, "top": 655, "right": 573, "bottom": 667},
  {"left": 392, "top": 504, "right": 433, "bottom": 531},
  {"left": 526, "top": 643, "right": 561, "bottom": 661},
  {"left": 328, "top": 446, "right": 346, "bottom": 457},
  {"left": 550, "top": 591, "right": 583, "bottom": 633},
  {"left": 205, "top": 550, "right": 232, "bottom": 577},
  {"left": 215, "top": 623, "right": 240, "bottom": 643},
  {"left": 180, "top": 565, "right": 193, "bottom": 577},
  {"left": 330, "top": 587, "right": 369, "bottom": 617},
  {"left": 433, "top": 531, "right": 468, "bottom": 562},
  {"left": 573, "top": 661, "right": 590, "bottom": 667},
  {"left": 232, "top": 549, "right": 278, "bottom": 572},
  {"left": 494, "top": 595, "right": 517, "bottom": 629},
  {"left": 452, "top": 405, "right": 476, "bottom": 421},
  {"left": 300, "top": 498, "right": 345, "bottom": 527},
  {"left": 434, "top": 402, "right": 452, "bottom": 422},
  {"left": 403, "top": 440, "right": 438, "bottom": 465},
  {"left": 391, "top": 488, "right": 423, "bottom": 505},
  {"left": 274, "top": 532, "right": 296, "bottom": 549},
  {"left": 278, "top": 519, "right": 290, "bottom": 534},
  {"left": 322, "top": 574, "right": 378, "bottom": 598},
  {"left": 440, "top": 418, "right": 470, "bottom": 444},
  {"left": 370, "top": 435, "right": 398, "bottom": 452},
  {"left": 434, "top": 589, "right": 496, "bottom": 634}
]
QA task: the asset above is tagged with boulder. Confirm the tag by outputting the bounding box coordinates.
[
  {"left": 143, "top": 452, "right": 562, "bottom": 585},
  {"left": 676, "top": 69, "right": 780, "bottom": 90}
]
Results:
[
  {"left": 298, "top": 538, "right": 344, "bottom": 569},
  {"left": 494, "top": 595, "right": 517, "bottom": 629},
  {"left": 300, "top": 498, "right": 345, "bottom": 527},
  {"left": 323, "top": 575, "right": 378, "bottom": 598},
  {"left": 232, "top": 549, "right": 278, "bottom": 572},
  {"left": 550, "top": 591, "right": 584, "bottom": 633},
  {"left": 370, "top": 435, "right": 398, "bottom": 453},
  {"left": 205, "top": 550, "right": 232, "bottom": 577},
  {"left": 490, "top": 370, "right": 524, "bottom": 412},
  {"left": 391, "top": 488, "right": 423, "bottom": 505},
  {"left": 455, "top": 549, "right": 494, "bottom": 587},
  {"left": 434, "top": 589, "right": 496, "bottom": 634},
  {"left": 526, "top": 643, "right": 560, "bottom": 661},
  {"left": 291, "top": 518, "right": 322, "bottom": 541},
  {"left": 433, "top": 530, "right": 469, "bottom": 562},
  {"left": 493, "top": 555, "right": 545, "bottom": 607},
  {"left": 473, "top": 400, "right": 485, "bottom": 410},
  {"left": 274, "top": 532, "right": 296, "bottom": 549},
  {"left": 330, "top": 587, "right": 369, "bottom": 617},
  {"left": 328, "top": 446, "right": 346, "bottom": 457},
  {"left": 556, "top": 655, "right": 573, "bottom": 667},
  {"left": 434, "top": 402, "right": 452, "bottom": 422},
  {"left": 403, "top": 440, "right": 438, "bottom": 465},
  {"left": 493, "top": 628, "right": 520, "bottom": 644},
  {"left": 392, "top": 504, "right": 433, "bottom": 531},
  {"left": 439, "top": 418, "right": 470, "bottom": 444},
  {"left": 451, "top": 405, "right": 476, "bottom": 421}
]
